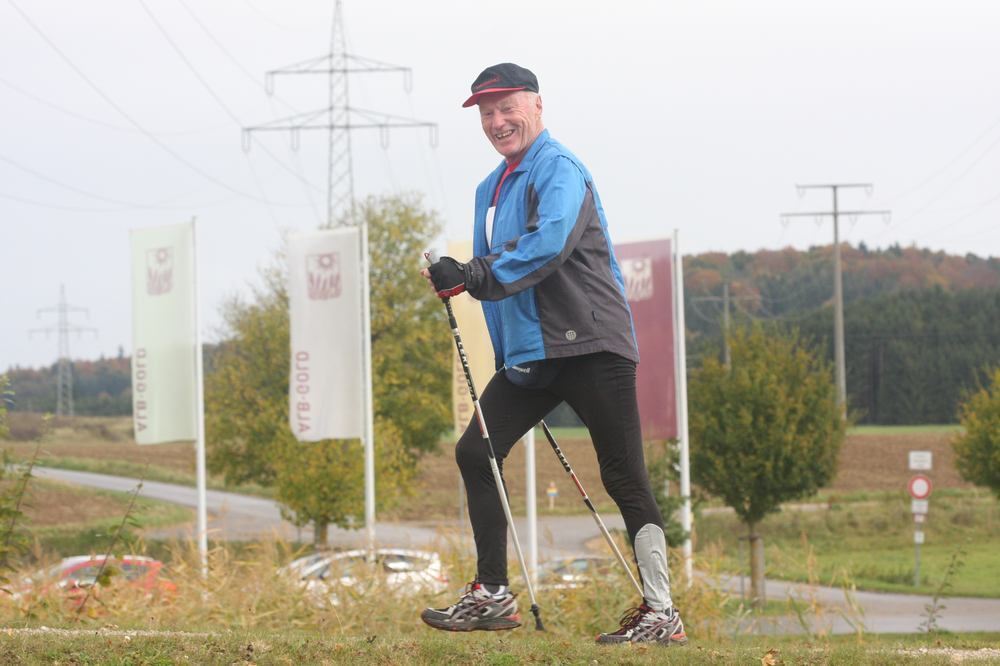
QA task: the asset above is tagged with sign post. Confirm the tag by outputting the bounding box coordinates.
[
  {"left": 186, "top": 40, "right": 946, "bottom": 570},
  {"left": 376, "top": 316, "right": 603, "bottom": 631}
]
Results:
[{"left": 908, "top": 471, "right": 933, "bottom": 587}]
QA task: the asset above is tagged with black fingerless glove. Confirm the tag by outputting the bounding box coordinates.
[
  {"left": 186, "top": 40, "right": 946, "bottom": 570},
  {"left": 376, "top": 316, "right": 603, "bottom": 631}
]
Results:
[{"left": 428, "top": 256, "right": 470, "bottom": 298}]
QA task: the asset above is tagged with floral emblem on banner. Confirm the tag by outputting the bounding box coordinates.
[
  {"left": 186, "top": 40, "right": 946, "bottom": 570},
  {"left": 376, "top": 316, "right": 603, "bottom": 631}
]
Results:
[
  {"left": 620, "top": 257, "right": 654, "bottom": 302},
  {"left": 146, "top": 247, "right": 173, "bottom": 296},
  {"left": 307, "top": 252, "right": 342, "bottom": 300}
]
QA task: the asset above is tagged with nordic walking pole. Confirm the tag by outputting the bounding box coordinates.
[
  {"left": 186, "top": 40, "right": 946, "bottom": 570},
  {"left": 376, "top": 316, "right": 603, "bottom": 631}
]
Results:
[
  {"left": 538, "top": 421, "right": 645, "bottom": 599},
  {"left": 425, "top": 253, "right": 544, "bottom": 631}
]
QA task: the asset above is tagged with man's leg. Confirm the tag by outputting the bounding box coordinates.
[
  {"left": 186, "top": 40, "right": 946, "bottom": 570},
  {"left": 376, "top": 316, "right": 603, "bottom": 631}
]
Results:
[
  {"left": 421, "top": 371, "right": 559, "bottom": 632},
  {"left": 455, "top": 371, "right": 560, "bottom": 585},
  {"left": 553, "top": 352, "right": 686, "bottom": 645}
]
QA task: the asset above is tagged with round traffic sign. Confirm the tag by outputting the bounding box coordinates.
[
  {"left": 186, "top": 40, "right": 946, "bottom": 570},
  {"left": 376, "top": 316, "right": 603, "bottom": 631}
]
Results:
[{"left": 908, "top": 474, "right": 932, "bottom": 500}]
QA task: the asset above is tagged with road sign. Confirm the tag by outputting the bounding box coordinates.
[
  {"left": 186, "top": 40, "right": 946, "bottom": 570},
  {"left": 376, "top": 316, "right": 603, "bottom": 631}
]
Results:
[
  {"left": 546, "top": 481, "right": 558, "bottom": 510},
  {"left": 909, "top": 451, "right": 933, "bottom": 471},
  {"left": 914, "top": 530, "right": 925, "bottom": 545},
  {"left": 908, "top": 474, "right": 932, "bottom": 500},
  {"left": 912, "top": 499, "right": 929, "bottom": 515},
  {"left": 914, "top": 513, "right": 926, "bottom": 524}
]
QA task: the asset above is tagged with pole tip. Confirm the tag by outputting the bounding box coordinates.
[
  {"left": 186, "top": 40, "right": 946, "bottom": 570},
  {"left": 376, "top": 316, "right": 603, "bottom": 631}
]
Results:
[{"left": 530, "top": 604, "right": 544, "bottom": 631}]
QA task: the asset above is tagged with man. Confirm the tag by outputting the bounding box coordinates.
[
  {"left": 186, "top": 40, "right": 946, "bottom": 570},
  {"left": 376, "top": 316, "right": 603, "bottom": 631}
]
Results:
[{"left": 420, "top": 63, "right": 687, "bottom": 646}]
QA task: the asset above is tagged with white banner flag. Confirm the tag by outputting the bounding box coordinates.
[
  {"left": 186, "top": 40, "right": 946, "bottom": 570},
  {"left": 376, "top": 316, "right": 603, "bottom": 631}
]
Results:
[
  {"left": 130, "top": 222, "right": 198, "bottom": 444},
  {"left": 288, "top": 227, "right": 364, "bottom": 441}
]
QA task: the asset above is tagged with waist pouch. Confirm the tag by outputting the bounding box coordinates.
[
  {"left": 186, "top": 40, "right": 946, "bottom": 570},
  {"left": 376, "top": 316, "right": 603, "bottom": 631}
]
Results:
[{"left": 504, "top": 358, "right": 565, "bottom": 389}]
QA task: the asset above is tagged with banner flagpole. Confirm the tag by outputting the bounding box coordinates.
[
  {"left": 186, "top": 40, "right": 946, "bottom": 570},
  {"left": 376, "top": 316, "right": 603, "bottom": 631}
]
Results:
[
  {"left": 360, "top": 220, "right": 376, "bottom": 554},
  {"left": 191, "top": 218, "right": 209, "bottom": 577},
  {"left": 672, "top": 229, "right": 693, "bottom": 586}
]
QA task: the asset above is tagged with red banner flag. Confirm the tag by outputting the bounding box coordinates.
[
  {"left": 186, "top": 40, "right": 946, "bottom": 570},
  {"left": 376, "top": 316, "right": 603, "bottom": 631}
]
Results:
[{"left": 615, "top": 238, "right": 678, "bottom": 440}]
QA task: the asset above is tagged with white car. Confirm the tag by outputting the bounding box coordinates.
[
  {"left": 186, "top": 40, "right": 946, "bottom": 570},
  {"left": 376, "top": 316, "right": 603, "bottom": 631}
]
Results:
[
  {"left": 538, "top": 555, "right": 613, "bottom": 590},
  {"left": 289, "top": 548, "right": 449, "bottom": 604}
]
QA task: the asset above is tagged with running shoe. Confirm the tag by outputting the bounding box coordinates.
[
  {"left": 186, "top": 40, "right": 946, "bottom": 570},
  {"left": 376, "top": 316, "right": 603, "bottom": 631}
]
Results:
[
  {"left": 420, "top": 582, "right": 521, "bottom": 632},
  {"left": 596, "top": 604, "right": 687, "bottom": 645}
]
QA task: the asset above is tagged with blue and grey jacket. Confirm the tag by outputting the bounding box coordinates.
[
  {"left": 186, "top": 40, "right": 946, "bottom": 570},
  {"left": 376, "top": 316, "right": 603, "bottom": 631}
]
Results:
[{"left": 465, "top": 130, "right": 638, "bottom": 370}]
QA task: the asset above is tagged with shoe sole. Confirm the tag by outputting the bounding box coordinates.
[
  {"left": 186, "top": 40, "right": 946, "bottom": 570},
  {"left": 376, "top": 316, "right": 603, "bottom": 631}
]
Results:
[
  {"left": 595, "top": 634, "right": 688, "bottom": 646},
  {"left": 422, "top": 614, "right": 522, "bottom": 632}
]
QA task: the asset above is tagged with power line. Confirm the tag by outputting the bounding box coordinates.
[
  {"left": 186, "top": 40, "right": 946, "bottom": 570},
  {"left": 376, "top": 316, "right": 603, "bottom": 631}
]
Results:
[
  {"left": 886, "top": 111, "right": 1000, "bottom": 205},
  {"left": 7, "top": 0, "right": 307, "bottom": 207},
  {"left": 0, "top": 74, "right": 226, "bottom": 136},
  {"left": 0, "top": 151, "right": 234, "bottom": 210},
  {"left": 174, "top": 0, "right": 301, "bottom": 115},
  {"left": 135, "top": 0, "right": 325, "bottom": 196}
]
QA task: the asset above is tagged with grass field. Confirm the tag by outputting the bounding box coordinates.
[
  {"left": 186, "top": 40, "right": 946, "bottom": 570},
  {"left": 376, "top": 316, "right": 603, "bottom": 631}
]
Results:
[
  {"left": 5, "top": 415, "right": 997, "bottom": 601},
  {"left": 2, "top": 477, "right": 192, "bottom": 558},
  {"left": 698, "top": 490, "right": 1000, "bottom": 597},
  {"left": 1, "top": 628, "right": 999, "bottom": 665}
]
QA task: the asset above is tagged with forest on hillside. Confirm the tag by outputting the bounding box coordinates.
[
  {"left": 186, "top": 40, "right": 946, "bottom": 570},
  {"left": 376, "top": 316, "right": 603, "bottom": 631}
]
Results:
[
  {"left": 6, "top": 243, "right": 1000, "bottom": 424},
  {"left": 685, "top": 243, "right": 1000, "bottom": 424}
]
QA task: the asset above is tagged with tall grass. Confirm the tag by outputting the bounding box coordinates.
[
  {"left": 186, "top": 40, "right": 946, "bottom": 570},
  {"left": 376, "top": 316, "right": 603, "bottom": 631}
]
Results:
[{"left": 2, "top": 531, "right": 738, "bottom": 640}]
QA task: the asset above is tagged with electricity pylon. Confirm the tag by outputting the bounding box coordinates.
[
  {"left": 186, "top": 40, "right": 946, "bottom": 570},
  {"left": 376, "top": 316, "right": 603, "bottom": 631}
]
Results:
[
  {"left": 29, "top": 284, "right": 97, "bottom": 416},
  {"left": 242, "top": 0, "right": 437, "bottom": 226}
]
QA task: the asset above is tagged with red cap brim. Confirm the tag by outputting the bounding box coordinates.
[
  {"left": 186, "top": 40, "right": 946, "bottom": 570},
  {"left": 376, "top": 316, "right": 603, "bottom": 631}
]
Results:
[{"left": 461, "top": 86, "right": 527, "bottom": 108}]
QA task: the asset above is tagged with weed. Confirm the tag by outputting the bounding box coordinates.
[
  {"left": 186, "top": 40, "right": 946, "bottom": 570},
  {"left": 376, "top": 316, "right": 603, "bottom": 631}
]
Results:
[
  {"left": 919, "top": 545, "right": 967, "bottom": 632},
  {"left": 74, "top": 471, "right": 147, "bottom": 616},
  {"left": 0, "top": 415, "right": 49, "bottom": 591}
]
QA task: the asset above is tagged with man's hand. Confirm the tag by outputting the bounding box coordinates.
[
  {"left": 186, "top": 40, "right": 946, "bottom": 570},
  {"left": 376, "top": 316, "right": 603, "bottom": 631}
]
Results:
[{"left": 423, "top": 256, "right": 470, "bottom": 298}]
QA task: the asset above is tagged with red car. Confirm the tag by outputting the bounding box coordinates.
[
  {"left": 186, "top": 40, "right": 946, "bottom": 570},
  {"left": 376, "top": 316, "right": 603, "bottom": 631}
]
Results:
[{"left": 15, "top": 555, "right": 176, "bottom": 606}]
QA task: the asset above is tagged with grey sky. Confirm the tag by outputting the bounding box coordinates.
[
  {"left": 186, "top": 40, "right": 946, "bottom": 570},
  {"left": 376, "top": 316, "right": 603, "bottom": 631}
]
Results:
[{"left": 2, "top": 0, "right": 999, "bottom": 369}]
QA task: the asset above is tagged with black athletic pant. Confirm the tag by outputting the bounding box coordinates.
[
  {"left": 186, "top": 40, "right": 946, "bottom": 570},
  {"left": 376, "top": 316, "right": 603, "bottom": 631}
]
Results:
[{"left": 456, "top": 351, "right": 663, "bottom": 586}]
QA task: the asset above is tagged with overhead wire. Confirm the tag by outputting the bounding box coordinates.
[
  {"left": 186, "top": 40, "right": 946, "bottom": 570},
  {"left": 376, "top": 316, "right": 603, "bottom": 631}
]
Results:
[
  {"left": 175, "top": 0, "right": 330, "bottom": 223},
  {"left": 0, "top": 150, "right": 235, "bottom": 210},
  {"left": 0, "top": 75, "right": 226, "bottom": 136},
  {"left": 174, "top": 0, "right": 301, "bottom": 115},
  {"left": 885, "top": 110, "right": 1000, "bottom": 205},
  {"left": 868, "top": 108, "right": 1000, "bottom": 246},
  {"left": 0, "top": 190, "right": 139, "bottom": 212},
  {"left": 135, "top": 0, "right": 324, "bottom": 195},
  {"left": 7, "top": 0, "right": 307, "bottom": 207}
]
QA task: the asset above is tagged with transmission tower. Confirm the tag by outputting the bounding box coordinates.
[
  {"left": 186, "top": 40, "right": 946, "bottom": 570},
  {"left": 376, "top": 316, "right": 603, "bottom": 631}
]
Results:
[
  {"left": 242, "top": 0, "right": 437, "bottom": 226},
  {"left": 781, "top": 183, "right": 891, "bottom": 412},
  {"left": 29, "top": 284, "right": 97, "bottom": 416}
]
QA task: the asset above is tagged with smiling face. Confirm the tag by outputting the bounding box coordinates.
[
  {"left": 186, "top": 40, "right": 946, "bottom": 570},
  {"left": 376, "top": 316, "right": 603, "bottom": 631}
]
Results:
[{"left": 478, "top": 91, "right": 544, "bottom": 163}]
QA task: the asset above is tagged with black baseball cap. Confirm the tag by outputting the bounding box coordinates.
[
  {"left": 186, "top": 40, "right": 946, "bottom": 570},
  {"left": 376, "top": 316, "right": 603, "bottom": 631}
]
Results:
[{"left": 462, "top": 63, "right": 539, "bottom": 108}]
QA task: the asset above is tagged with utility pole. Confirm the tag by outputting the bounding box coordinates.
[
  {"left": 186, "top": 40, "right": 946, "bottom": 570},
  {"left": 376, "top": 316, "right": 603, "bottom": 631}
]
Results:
[
  {"left": 781, "top": 184, "right": 890, "bottom": 413},
  {"left": 242, "top": 0, "right": 437, "bottom": 227},
  {"left": 29, "top": 284, "right": 97, "bottom": 416},
  {"left": 691, "top": 281, "right": 756, "bottom": 368}
]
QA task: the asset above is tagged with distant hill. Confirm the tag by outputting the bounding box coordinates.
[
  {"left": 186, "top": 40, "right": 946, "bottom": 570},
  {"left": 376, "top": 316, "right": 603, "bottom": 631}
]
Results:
[
  {"left": 685, "top": 243, "right": 1000, "bottom": 424},
  {"left": 5, "top": 243, "right": 999, "bottom": 424},
  {"left": 4, "top": 355, "right": 132, "bottom": 416}
]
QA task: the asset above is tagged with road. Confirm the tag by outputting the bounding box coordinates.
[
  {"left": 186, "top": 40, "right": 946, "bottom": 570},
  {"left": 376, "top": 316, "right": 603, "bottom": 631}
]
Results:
[
  {"left": 33, "top": 466, "right": 604, "bottom": 556},
  {"left": 36, "top": 466, "right": 1000, "bottom": 634}
]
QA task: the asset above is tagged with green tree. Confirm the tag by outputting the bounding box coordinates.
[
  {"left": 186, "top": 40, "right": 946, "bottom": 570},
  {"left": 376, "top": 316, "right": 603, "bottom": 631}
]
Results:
[
  {"left": 645, "top": 438, "right": 691, "bottom": 547},
  {"left": 953, "top": 367, "right": 1000, "bottom": 500},
  {"left": 205, "top": 194, "right": 451, "bottom": 544},
  {"left": 0, "top": 375, "right": 10, "bottom": 439},
  {"left": 688, "top": 325, "right": 845, "bottom": 606}
]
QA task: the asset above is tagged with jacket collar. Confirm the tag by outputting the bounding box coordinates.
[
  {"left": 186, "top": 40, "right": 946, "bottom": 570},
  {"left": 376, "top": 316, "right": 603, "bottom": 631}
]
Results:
[{"left": 512, "top": 129, "right": 549, "bottom": 172}]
